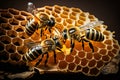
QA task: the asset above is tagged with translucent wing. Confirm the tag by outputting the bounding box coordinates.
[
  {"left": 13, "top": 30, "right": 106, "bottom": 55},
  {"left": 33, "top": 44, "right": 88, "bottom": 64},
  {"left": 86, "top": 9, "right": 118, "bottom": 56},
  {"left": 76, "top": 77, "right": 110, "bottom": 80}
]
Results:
[
  {"left": 25, "top": 41, "right": 41, "bottom": 49},
  {"left": 79, "top": 20, "right": 104, "bottom": 31},
  {"left": 27, "top": 2, "right": 36, "bottom": 14}
]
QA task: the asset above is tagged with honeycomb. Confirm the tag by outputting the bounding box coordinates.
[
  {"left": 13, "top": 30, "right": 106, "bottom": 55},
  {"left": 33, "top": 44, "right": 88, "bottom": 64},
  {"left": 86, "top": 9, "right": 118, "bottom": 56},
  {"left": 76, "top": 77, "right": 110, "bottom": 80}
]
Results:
[{"left": 0, "top": 5, "right": 120, "bottom": 76}]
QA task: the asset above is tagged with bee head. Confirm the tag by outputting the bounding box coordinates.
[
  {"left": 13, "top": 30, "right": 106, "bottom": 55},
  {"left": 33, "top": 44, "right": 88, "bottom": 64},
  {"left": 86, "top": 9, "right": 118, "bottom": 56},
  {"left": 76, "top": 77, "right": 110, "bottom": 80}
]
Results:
[
  {"left": 52, "top": 36, "right": 62, "bottom": 48},
  {"left": 47, "top": 17, "right": 55, "bottom": 27}
]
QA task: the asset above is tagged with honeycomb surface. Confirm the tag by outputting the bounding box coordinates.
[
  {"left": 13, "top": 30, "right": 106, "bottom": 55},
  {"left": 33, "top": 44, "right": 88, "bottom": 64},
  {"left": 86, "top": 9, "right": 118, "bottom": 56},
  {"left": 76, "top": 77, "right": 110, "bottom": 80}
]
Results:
[{"left": 0, "top": 5, "right": 120, "bottom": 76}]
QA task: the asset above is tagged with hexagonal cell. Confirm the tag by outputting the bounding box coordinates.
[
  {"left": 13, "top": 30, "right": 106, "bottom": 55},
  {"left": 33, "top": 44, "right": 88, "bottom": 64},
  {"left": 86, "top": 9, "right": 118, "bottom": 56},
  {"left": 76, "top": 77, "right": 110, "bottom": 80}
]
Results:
[
  {"left": 108, "top": 51, "right": 114, "bottom": 58},
  {"left": 89, "top": 68, "right": 99, "bottom": 75},
  {"left": 68, "top": 63, "right": 76, "bottom": 71},
  {"left": 0, "top": 28, "right": 6, "bottom": 36},
  {"left": 104, "top": 39, "right": 112, "bottom": 45},
  {"left": 0, "top": 35, "right": 11, "bottom": 44},
  {"left": 6, "top": 44, "right": 16, "bottom": 53},
  {"left": 88, "top": 59, "right": 97, "bottom": 68},
  {"left": 78, "top": 51, "right": 85, "bottom": 59},
  {"left": 86, "top": 52, "right": 93, "bottom": 60},
  {"left": 9, "top": 18, "right": 19, "bottom": 25},
  {"left": 99, "top": 49, "right": 107, "bottom": 55},
  {"left": 65, "top": 55, "right": 74, "bottom": 62},
  {"left": 7, "top": 30, "right": 17, "bottom": 38},
  {"left": 102, "top": 55, "right": 110, "bottom": 62},
  {"left": 8, "top": 8, "right": 19, "bottom": 15},
  {"left": 17, "top": 46, "right": 28, "bottom": 55},
  {"left": 1, "top": 12, "right": 13, "bottom": 18},
  {"left": 20, "top": 21, "right": 27, "bottom": 26},
  {"left": 20, "top": 11, "right": 31, "bottom": 17},
  {"left": 74, "top": 56, "right": 80, "bottom": 64},
  {"left": 93, "top": 53, "right": 102, "bottom": 61},
  {"left": 0, "top": 17, "right": 8, "bottom": 24},
  {"left": 96, "top": 61, "right": 104, "bottom": 69},
  {"left": 12, "top": 37, "right": 23, "bottom": 46},
  {"left": 76, "top": 65, "right": 82, "bottom": 71},
  {"left": 56, "top": 52, "right": 65, "bottom": 61},
  {"left": 113, "top": 44, "right": 119, "bottom": 49},
  {"left": 72, "top": 8, "right": 81, "bottom": 13},
  {"left": 80, "top": 58, "right": 88, "bottom": 67},
  {"left": 10, "top": 53, "right": 21, "bottom": 61},
  {"left": 58, "top": 60, "right": 68, "bottom": 69},
  {"left": 18, "top": 32, "right": 29, "bottom": 39},
  {"left": 14, "top": 15, "right": 25, "bottom": 21},
  {"left": 0, "top": 51, "right": 9, "bottom": 61},
  {"left": 1, "top": 23, "right": 12, "bottom": 30},
  {"left": 82, "top": 67, "right": 89, "bottom": 74},
  {"left": 13, "top": 25, "right": 24, "bottom": 32},
  {"left": 0, "top": 42, "right": 5, "bottom": 51}
]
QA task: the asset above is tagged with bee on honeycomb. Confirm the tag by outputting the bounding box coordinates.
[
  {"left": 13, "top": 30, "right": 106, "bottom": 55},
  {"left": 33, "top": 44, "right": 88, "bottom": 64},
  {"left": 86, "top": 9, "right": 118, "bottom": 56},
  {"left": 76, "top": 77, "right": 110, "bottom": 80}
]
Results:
[{"left": 0, "top": 2, "right": 120, "bottom": 79}]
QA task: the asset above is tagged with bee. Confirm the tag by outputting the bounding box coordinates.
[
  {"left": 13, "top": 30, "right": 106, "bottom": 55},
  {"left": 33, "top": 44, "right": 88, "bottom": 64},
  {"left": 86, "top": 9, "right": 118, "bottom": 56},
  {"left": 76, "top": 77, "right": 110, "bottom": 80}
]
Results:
[
  {"left": 62, "top": 20, "right": 104, "bottom": 52},
  {"left": 25, "top": 2, "right": 55, "bottom": 37},
  {"left": 22, "top": 35, "right": 63, "bottom": 67}
]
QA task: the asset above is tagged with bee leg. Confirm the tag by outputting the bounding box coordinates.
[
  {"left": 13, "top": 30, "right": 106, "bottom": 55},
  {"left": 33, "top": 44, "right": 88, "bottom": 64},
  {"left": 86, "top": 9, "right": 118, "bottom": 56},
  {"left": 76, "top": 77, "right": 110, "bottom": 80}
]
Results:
[
  {"left": 45, "top": 52, "right": 49, "bottom": 66},
  {"left": 40, "top": 28, "right": 43, "bottom": 37},
  {"left": 57, "top": 48, "right": 64, "bottom": 53},
  {"left": 53, "top": 50, "right": 56, "bottom": 63},
  {"left": 81, "top": 40, "right": 84, "bottom": 50},
  {"left": 70, "top": 39, "right": 75, "bottom": 53},
  {"left": 35, "top": 54, "right": 44, "bottom": 67},
  {"left": 83, "top": 39, "right": 94, "bottom": 52}
]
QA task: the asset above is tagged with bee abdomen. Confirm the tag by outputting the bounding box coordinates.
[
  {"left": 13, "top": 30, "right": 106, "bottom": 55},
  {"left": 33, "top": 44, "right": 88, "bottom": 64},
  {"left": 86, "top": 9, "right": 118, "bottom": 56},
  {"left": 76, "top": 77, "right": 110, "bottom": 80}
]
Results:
[
  {"left": 23, "top": 46, "right": 42, "bottom": 61},
  {"left": 25, "top": 19, "right": 38, "bottom": 36},
  {"left": 86, "top": 29, "right": 104, "bottom": 41}
]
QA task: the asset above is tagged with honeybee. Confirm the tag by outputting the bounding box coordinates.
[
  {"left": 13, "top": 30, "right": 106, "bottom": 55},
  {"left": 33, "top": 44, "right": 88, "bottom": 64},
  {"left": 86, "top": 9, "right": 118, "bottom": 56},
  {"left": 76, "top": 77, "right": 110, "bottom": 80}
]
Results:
[
  {"left": 62, "top": 20, "right": 104, "bottom": 52},
  {"left": 25, "top": 2, "right": 55, "bottom": 37},
  {"left": 22, "top": 35, "right": 63, "bottom": 67}
]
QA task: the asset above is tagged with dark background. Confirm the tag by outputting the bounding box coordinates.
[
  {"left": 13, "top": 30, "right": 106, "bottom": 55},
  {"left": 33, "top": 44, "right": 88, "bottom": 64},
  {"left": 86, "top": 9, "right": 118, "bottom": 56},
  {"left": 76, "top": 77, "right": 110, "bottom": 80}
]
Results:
[{"left": 0, "top": 0, "right": 120, "bottom": 80}]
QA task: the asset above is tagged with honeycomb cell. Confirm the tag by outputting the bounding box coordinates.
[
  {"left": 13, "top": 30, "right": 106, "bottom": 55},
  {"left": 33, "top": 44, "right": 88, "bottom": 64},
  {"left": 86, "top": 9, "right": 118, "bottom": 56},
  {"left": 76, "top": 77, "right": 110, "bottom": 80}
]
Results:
[
  {"left": 68, "top": 63, "right": 76, "bottom": 71},
  {"left": 112, "top": 49, "right": 118, "bottom": 54},
  {"left": 89, "top": 68, "right": 99, "bottom": 75},
  {"left": 81, "top": 58, "right": 88, "bottom": 67},
  {"left": 0, "top": 35, "right": 11, "bottom": 44},
  {"left": 13, "top": 26, "right": 24, "bottom": 32},
  {"left": 0, "top": 17, "right": 8, "bottom": 23},
  {"left": 82, "top": 67, "right": 89, "bottom": 74},
  {"left": 12, "top": 37, "right": 23, "bottom": 46},
  {"left": 99, "top": 49, "right": 107, "bottom": 55},
  {"left": 74, "top": 56, "right": 80, "bottom": 64},
  {"left": 108, "top": 51, "right": 114, "bottom": 58},
  {"left": 93, "top": 53, "right": 101, "bottom": 61},
  {"left": 76, "top": 65, "right": 82, "bottom": 71},
  {"left": 102, "top": 55, "right": 110, "bottom": 62},
  {"left": 6, "top": 44, "right": 16, "bottom": 53},
  {"left": 60, "top": 14, "right": 68, "bottom": 18},
  {"left": 0, "top": 28, "right": 6, "bottom": 36},
  {"left": 104, "top": 39, "right": 112, "bottom": 45},
  {"left": 0, "top": 51, "right": 9, "bottom": 61},
  {"left": 20, "top": 21, "right": 27, "bottom": 26},
  {"left": 0, "top": 42, "right": 5, "bottom": 51},
  {"left": 79, "top": 16, "right": 86, "bottom": 21},
  {"left": 1, "top": 12, "right": 12, "bottom": 18},
  {"left": 56, "top": 52, "right": 65, "bottom": 61},
  {"left": 18, "top": 32, "right": 29, "bottom": 39},
  {"left": 1, "top": 23, "right": 12, "bottom": 30},
  {"left": 65, "top": 55, "right": 74, "bottom": 62},
  {"left": 71, "top": 49, "right": 77, "bottom": 56},
  {"left": 103, "top": 31, "right": 110, "bottom": 36},
  {"left": 8, "top": 8, "right": 19, "bottom": 15},
  {"left": 7, "top": 30, "right": 17, "bottom": 38},
  {"left": 88, "top": 59, "right": 97, "bottom": 68},
  {"left": 71, "top": 8, "right": 81, "bottom": 13},
  {"left": 45, "top": 6, "right": 53, "bottom": 11},
  {"left": 66, "top": 19, "right": 73, "bottom": 24},
  {"left": 88, "top": 15, "right": 96, "bottom": 20},
  {"left": 9, "top": 18, "right": 19, "bottom": 25},
  {"left": 86, "top": 52, "right": 93, "bottom": 60},
  {"left": 107, "top": 45, "right": 112, "bottom": 50},
  {"left": 20, "top": 11, "right": 31, "bottom": 17},
  {"left": 113, "top": 44, "right": 119, "bottom": 49},
  {"left": 96, "top": 60, "right": 104, "bottom": 69},
  {"left": 63, "top": 6, "right": 69, "bottom": 12},
  {"left": 14, "top": 15, "right": 25, "bottom": 21},
  {"left": 10, "top": 53, "right": 21, "bottom": 61},
  {"left": 17, "top": 46, "right": 28, "bottom": 55},
  {"left": 78, "top": 51, "right": 85, "bottom": 59},
  {"left": 58, "top": 60, "right": 68, "bottom": 69}
]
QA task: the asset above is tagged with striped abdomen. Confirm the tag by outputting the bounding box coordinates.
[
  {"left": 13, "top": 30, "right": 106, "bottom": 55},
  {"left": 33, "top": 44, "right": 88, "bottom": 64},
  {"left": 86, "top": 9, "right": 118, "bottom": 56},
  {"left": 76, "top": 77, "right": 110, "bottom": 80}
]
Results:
[
  {"left": 25, "top": 19, "right": 38, "bottom": 36},
  {"left": 86, "top": 29, "right": 104, "bottom": 41},
  {"left": 23, "top": 45, "right": 42, "bottom": 61}
]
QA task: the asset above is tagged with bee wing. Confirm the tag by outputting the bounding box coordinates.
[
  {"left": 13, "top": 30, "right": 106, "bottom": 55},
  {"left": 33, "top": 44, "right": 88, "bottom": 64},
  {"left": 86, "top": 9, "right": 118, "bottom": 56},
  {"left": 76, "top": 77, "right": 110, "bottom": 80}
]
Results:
[
  {"left": 79, "top": 20, "right": 104, "bottom": 31},
  {"left": 25, "top": 41, "right": 41, "bottom": 49},
  {"left": 27, "top": 2, "right": 36, "bottom": 14}
]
